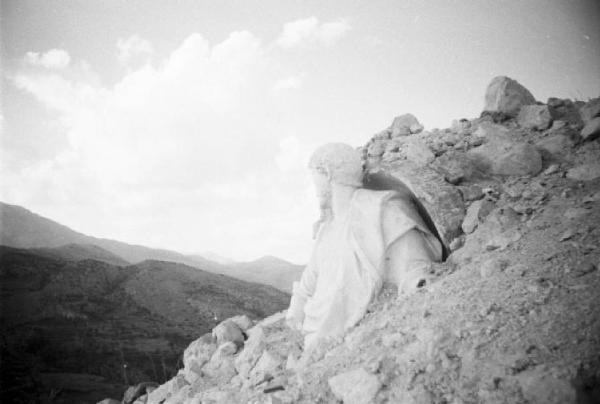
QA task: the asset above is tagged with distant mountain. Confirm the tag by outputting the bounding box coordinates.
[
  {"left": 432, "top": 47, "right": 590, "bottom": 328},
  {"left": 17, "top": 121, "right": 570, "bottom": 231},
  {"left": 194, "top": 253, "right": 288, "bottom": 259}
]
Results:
[
  {"left": 0, "top": 202, "right": 225, "bottom": 271},
  {"left": 195, "top": 251, "right": 236, "bottom": 265},
  {"left": 218, "top": 255, "right": 304, "bottom": 293},
  {"left": 30, "top": 243, "right": 130, "bottom": 266},
  {"left": 0, "top": 246, "right": 289, "bottom": 403},
  {"left": 0, "top": 202, "right": 305, "bottom": 292}
]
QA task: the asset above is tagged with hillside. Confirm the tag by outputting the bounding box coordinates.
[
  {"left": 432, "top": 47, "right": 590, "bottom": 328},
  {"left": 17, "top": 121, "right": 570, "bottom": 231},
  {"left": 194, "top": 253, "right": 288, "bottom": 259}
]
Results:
[
  {"left": 128, "top": 77, "right": 600, "bottom": 404},
  {"left": 0, "top": 247, "right": 290, "bottom": 403},
  {"left": 0, "top": 203, "right": 303, "bottom": 292},
  {"left": 217, "top": 256, "right": 304, "bottom": 293}
]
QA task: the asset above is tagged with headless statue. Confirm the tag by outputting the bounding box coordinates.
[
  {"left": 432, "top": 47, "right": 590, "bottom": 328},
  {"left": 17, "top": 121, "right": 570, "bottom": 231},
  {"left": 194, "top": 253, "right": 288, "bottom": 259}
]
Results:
[{"left": 286, "top": 143, "right": 444, "bottom": 352}]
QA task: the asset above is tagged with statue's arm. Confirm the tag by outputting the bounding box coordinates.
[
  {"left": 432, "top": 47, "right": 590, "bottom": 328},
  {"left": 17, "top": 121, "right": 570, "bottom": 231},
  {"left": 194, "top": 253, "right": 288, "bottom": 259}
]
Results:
[
  {"left": 386, "top": 228, "right": 439, "bottom": 294},
  {"left": 286, "top": 261, "right": 318, "bottom": 330}
]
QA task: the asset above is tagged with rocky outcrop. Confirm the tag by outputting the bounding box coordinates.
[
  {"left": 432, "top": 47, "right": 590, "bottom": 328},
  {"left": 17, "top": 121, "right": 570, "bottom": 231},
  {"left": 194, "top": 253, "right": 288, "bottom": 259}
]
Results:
[{"left": 114, "top": 77, "right": 600, "bottom": 404}]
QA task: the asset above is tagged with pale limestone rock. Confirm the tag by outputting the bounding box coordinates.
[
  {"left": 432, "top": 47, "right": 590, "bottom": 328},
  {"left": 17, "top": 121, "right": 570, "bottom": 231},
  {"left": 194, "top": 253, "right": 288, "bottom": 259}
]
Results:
[
  {"left": 367, "top": 139, "right": 387, "bottom": 157},
  {"left": 146, "top": 375, "right": 188, "bottom": 404},
  {"left": 96, "top": 400, "right": 120, "bottom": 404},
  {"left": 461, "top": 200, "right": 483, "bottom": 234},
  {"left": 328, "top": 368, "right": 382, "bottom": 404},
  {"left": 409, "top": 122, "right": 424, "bottom": 134},
  {"left": 517, "top": 105, "right": 553, "bottom": 130},
  {"left": 535, "top": 135, "right": 575, "bottom": 160},
  {"left": 212, "top": 320, "right": 244, "bottom": 347},
  {"left": 234, "top": 326, "right": 266, "bottom": 378},
  {"left": 430, "top": 151, "right": 484, "bottom": 185},
  {"left": 470, "top": 137, "right": 542, "bottom": 176},
  {"left": 405, "top": 138, "right": 435, "bottom": 166},
  {"left": 451, "top": 119, "right": 471, "bottom": 135},
  {"left": 566, "top": 163, "right": 600, "bottom": 181},
  {"left": 202, "top": 342, "right": 238, "bottom": 381},
  {"left": 249, "top": 349, "right": 284, "bottom": 385},
  {"left": 581, "top": 117, "right": 600, "bottom": 141},
  {"left": 390, "top": 114, "right": 420, "bottom": 137},
  {"left": 579, "top": 97, "right": 600, "bottom": 124},
  {"left": 163, "top": 385, "right": 192, "bottom": 404},
  {"left": 473, "top": 121, "right": 511, "bottom": 138},
  {"left": 484, "top": 76, "right": 536, "bottom": 117}
]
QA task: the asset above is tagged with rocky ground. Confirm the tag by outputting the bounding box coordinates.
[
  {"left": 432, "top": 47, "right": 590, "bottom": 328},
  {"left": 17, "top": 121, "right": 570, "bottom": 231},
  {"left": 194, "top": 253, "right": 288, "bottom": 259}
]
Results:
[{"left": 108, "top": 77, "right": 600, "bottom": 404}]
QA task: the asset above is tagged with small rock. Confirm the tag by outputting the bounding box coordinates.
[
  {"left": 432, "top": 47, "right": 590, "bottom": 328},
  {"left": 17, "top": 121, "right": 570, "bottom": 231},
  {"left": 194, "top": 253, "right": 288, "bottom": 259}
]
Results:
[
  {"left": 543, "top": 164, "right": 560, "bottom": 175},
  {"left": 390, "top": 114, "right": 420, "bottom": 137},
  {"left": 564, "top": 207, "right": 589, "bottom": 219},
  {"left": 451, "top": 119, "right": 471, "bottom": 135},
  {"left": 579, "top": 97, "right": 600, "bottom": 124},
  {"left": 213, "top": 320, "right": 245, "bottom": 348},
  {"left": 462, "top": 200, "right": 483, "bottom": 234},
  {"left": 580, "top": 117, "right": 600, "bottom": 141},
  {"left": 328, "top": 368, "right": 382, "bottom": 404},
  {"left": 368, "top": 139, "right": 387, "bottom": 157},
  {"left": 228, "top": 315, "right": 254, "bottom": 332},
  {"left": 517, "top": 368, "right": 577, "bottom": 404},
  {"left": 559, "top": 228, "right": 577, "bottom": 241},
  {"left": 97, "top": 399, "right": 120, "bottom": 404},
  {"left": 479, "top": 258, "right": 504, "bottom": 278},
  {"left": 235, "top": 326, "right": 266, "bottom": 378},
  {"left": 484, "top": 76, "right": 536, "bottom": 117},
  {"left": 373, "top": 129, "right": 391, "bottom": 141},
  {"left": 410, "top": 122, "right": 425, "bottom": 134},
  {"left": 566, "top": 163, "right": 600, "bottom": 181},
  {"left": 249, "top": 350, "right": 284, "bottom": 385},
  {"left": 551, "top": 120, "right": 567, "bottom": 130},
  {"left": 535, "top": 135, "right": 575, "bottom": 161},
  {"left": 405, "top": 138, "right": 435, "bottom": 166},
  {"left": 518, "top": 105, "right": 553, "bottom": 130},
  {"left": 449, "top": 237, "right": 464, "bottom": 252},
  {"left": 574, "top": 262, "right": 597, "bottom": 277}
]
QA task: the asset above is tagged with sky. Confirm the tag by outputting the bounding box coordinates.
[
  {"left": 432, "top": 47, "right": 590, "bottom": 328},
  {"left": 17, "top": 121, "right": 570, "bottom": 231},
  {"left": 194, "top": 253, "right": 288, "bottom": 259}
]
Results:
[{"left": 1, "top": 0, "right": 599, "bottom": 264}]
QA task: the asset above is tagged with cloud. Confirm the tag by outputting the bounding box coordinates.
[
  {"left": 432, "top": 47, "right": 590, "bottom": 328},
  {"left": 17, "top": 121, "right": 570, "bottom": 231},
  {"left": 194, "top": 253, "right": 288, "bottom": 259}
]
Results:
[
  {"left": 272, "top": 74, "right": 305, "bottom": 91},
  {"left": 117, "top": 34, "right": 154, "bottom": 66},
  {"left": 24, "top": 49, "right": 71, "bottom": 69},
  {"left": 8, "top": 30, "right": 317, "bottom": 262},
  {"left": 276, "top": 17, "right": 351, "bottom": 49}
]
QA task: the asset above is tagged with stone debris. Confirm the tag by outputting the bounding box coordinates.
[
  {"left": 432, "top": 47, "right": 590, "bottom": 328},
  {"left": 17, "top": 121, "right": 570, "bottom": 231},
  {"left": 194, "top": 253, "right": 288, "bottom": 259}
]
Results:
[{"left": 328, "top": 368, "right": 382, "bottom": 404}]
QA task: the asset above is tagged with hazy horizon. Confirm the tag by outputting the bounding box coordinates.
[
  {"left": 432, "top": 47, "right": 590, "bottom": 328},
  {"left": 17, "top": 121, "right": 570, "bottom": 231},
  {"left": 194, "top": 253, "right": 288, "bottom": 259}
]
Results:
[{"left": 1, "top": 0, "right": 599, "bottom": 263}]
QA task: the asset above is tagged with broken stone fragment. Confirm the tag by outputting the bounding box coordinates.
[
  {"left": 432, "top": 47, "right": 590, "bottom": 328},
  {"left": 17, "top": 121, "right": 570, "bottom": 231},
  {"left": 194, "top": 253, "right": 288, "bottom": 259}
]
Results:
[
  {"left": 484, "top": 76, "right": 536, "bottom": 117},
  {"left": 234, "top": 325, "right": 266, "bottom": 379},
  {"left": 578, "top": 97, "right": 600, "bottom": 124},
  {"left": 566, "top": 163, "right": 600, "bottom": 182},
  {"left": 516, "top": 368, "right": 577, "bottom": 404},
  {"left": 249, "top": 349, "right": 284, "bottom": 385},
  {"left": 328, "top": 368, "right": 382, "bottom": 404},
  {"left": 517, "top": 104, "right": 553, "bottom": 130},
  {"left": 580, "top": 117, "right": 600, "bottom": 141}
]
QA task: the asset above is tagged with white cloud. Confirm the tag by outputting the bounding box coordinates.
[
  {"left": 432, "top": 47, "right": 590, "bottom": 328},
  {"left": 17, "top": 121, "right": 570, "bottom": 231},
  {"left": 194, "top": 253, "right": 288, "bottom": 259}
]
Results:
[
  {"left": 272, "top": 74, "right": 305, "bottom": 91},
  {"left": 276, "top": 17, "right": 351, "bottom": 49},
  {"left": 117, "top": 34, "right": 154, "bottom": 66},
  {"left": 9, "top": 31, "right": 317, "bottom": 263},
  {"left": 24, "top": 49, "right": 71, "bottom": 69}
]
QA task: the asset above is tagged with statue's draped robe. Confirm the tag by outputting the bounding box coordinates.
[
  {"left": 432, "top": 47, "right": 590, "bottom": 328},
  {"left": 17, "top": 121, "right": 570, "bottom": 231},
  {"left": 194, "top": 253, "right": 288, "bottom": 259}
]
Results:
[{"left": 288, "top": 189, "right": 442, "bottom": 348}]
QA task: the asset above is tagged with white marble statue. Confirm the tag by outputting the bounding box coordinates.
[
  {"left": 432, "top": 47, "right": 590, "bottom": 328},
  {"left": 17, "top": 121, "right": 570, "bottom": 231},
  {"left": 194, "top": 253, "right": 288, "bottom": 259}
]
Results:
[{"left": 286, "top": 143, "right": 443, "bottom": 351}]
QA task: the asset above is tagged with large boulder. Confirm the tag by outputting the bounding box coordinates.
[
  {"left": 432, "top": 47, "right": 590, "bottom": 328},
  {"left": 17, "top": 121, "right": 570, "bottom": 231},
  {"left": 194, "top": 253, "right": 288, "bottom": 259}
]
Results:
[
  {"left": 469, "top": 131, "right": 543, "bottom": 177},
  {"left": 484, "top": 76, "right": 536, "bottom": 117}
]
